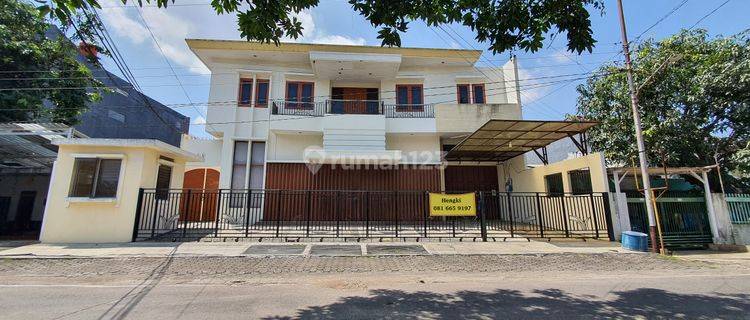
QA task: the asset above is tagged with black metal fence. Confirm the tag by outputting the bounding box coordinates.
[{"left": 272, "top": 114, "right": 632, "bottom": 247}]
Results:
[{"left": 133, "top": 189, "right": 613, "bottom": 241}]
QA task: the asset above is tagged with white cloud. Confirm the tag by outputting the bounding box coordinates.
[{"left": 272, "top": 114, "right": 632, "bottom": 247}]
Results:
[
  {"left": 193, "top": 115, "right": 206, "bottom": 125},
  {"left": 311, "top": 35, "right": 366, "bottom": 46},
  {"left": 516, "top": 65, "right": 545, "bottom": 104},
  {"left": 287, "top": 10, "right": 366, "bottom": 46},
  {"left": 98, "top": 0, "right": 208, "bottom": 73}
]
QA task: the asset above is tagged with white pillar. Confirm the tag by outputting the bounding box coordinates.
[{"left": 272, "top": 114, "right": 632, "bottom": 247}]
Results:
[{"left": 701, "top": 171, "right": 721, "bottom": 243}]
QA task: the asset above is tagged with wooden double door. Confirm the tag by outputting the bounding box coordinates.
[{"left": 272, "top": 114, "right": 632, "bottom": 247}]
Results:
[
  {"left": 330, "top": 87, "right": 380, "bottom": 114},
  {"left": 180, "top": 168, "right": 220, "bottom": 221}
]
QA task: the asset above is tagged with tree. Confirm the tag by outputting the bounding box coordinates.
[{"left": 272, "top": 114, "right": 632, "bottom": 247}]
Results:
[
  {"left": 0, "top": 0, "right": 102, "bottom": 124},
  {"left": 42, "top": 0, "right": 603, "bottom": 54},
  {"left": 576, "top": 29, "right": 750, "bottom": 188}
]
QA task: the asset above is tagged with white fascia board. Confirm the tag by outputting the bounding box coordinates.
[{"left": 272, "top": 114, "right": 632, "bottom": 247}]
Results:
[
  {"left": 52, "top": 138, "right": 203, "bottom": 162},
  {"left": 309, "top": 51, "right": 402, "bottom": 64}
]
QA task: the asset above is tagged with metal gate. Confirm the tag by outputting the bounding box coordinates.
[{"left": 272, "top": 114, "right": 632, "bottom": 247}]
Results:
[
  {"left": 626, "top": 193, "right": 712, "bottom": 248},
  {"left": 132, "top": 189, "right": 614, "bottom": 242}
]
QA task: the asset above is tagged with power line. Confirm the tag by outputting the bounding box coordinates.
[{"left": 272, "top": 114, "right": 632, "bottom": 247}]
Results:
[
  {"left": 0, "top": 73, "right": 610, "bottom": 114},
  {"left": 0, "top": 69, "right": 611, "bottom": 93},
  {"left": 84, "top": 8, "right": 184, "bottom": 134},
  {"left": 131, "top": 6, "right": 215, "bottom": 132}
]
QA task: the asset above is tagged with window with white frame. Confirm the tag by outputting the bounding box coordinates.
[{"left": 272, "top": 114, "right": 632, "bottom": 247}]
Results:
[{"left": 69, "top": 158, "right": 122, "bottom": 198}]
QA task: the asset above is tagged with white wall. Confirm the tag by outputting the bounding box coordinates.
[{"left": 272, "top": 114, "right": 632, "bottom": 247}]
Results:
[
  {"left": 509, "top": 153, "right": 609, "bottom": 193},
  {"left": 181, "top": 136, "right": 223, "bottom": 170},
  {"left": 386, "top": 134, "right": 441, "bottom": 164},
  {"left": 268, "top": 133, "right": 323, "bottom": 162}
]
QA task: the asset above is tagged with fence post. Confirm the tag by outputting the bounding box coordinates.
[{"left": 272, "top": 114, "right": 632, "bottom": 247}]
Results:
[
  {"left": 183, "top": 189, "right": 192, "bottom": 238},
  {"left": 506, "top": 193, "right": 515, "bottom": 237},
  {"left": 275, "top": 190, "right": 282, "bottom": 237},
  {"left": 394, "top": 191, "right": 399, "bottom": 238},
  {"left": 214, "top": 190, "right": 222, "bottom": 237},
  {"left": 365, "top": 191, "right": 370, "bottom": 238},
  {"left": 536, "top": 192, "right": 544, "bottom": 238},
  {"left": 479, "top": 192, "right": 488, "bottom": 242},
  {"left": 335, "top": 192, "right": 340, "bottom": 238},
  {"left": 150, "top": 193, "right": 159, "bottom": 239},
  {"left": 132, "top": 188, "right": 144, "bottom": 242},
  {"left": 423, "top": 191, "right": 429, "bottom": 238},
  {"left": 560, "top": 195, "right": 570, "bottom": 237},
  {"left": 589, "top": 192, "right": 600, "bottom": 239},
  {"left": 602, "top": 192, "right": 615, "bottom": 241},
  {"left": 305, "top": 190, "right": 312, "bottom": 237},
  {"left": 244, "top": 190, "right": 252, "bottom": 237}
]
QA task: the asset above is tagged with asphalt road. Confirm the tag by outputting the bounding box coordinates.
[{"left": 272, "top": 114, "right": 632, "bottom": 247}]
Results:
[{"left": 0, "top": 254, "right": 748, "bottom": 319}]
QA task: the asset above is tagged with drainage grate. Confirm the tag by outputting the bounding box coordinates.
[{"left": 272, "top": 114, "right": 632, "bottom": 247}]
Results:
[
  {"left": 244, "top": 244, "right": 307, "bottom": 255},
  {"left": 309, "top": 245, "right": 362, "bottom": 256},
  {"left": 367, "top": 245, "right": 428, "bottom": 256}
]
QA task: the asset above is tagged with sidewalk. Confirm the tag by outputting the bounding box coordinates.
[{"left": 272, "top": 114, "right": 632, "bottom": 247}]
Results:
[{"left": 0, "top": 239, "right": 631, "bottom": 258}]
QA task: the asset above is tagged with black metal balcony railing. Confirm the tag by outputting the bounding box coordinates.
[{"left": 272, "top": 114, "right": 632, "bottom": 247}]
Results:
[
  {"left": 271, "top": 100, "right": 325, "bottom": 117},
  {"left": 383, "top": 104, "right": 435, "bottom": 118},
  {"left": 270, "top": 100, "right": 435, "bottom": 118}
]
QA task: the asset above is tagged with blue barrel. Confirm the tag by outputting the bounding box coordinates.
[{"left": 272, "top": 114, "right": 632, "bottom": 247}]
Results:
[{"left": 621, "top": 231, "right": 648, "bottom": 252}]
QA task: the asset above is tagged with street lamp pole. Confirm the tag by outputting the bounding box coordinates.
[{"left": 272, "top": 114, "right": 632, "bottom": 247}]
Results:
[{"left": 616, "top": 0, "right": 658, "bottom": 252}]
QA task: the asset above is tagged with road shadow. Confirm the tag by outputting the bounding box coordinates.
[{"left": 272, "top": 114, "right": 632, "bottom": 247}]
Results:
[{"left": 263, "top": 288, "right": 749, "bottom": 319}]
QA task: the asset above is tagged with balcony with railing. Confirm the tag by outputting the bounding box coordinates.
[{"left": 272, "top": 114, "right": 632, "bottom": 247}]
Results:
[{"left": 271, "top": 100, "right": 434, "bottom": 118}]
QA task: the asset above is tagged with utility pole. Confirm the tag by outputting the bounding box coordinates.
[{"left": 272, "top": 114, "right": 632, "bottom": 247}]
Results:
[{"left": 616, "top": 0, "right": 659, "bottom": 252}]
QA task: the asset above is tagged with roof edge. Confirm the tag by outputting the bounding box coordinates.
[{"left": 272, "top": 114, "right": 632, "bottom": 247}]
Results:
[
  {"left": 52, "top": 138, "right": 203, "bottom": 162},
  {"left": 185, "top": 39, "right": 483, "bottom": 60}
]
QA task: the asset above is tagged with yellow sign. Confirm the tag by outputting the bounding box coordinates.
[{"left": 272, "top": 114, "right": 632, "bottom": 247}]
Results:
[{"left": 429, "top": 193, "right": 476, "bottom": 216}]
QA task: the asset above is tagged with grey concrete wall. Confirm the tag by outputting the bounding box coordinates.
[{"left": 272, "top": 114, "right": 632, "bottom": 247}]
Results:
[{"left": 732, "top": 224, "right": 750, "bottom": 245}]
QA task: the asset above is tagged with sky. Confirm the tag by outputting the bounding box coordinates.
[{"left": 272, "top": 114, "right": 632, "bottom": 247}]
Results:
[{"left": 91, "top": 0, "right": 750, "bottom": 137}]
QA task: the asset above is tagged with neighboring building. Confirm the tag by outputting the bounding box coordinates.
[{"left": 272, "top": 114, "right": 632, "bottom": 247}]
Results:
[
  {"left": 0, "top": 31, "right": 190, "bottom": 238},
  {"left": 73, "top": 66, "right": 189, "bottom": 147},
  {"left": 46, "top": 27, "right": 190, "bottom": 147},
  {"left": 184, "top": 40, "right": 524, "bottom": 192}
]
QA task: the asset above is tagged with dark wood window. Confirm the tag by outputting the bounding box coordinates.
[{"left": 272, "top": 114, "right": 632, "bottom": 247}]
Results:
[
  {"left": 457, "top": 84, "right": 470, "bottom": 104},
  {"left": 69, "top": 158, "right": 122, "bottom": 198},
  {"left": 255, "top": 79, "right": 269, "bottom": 108},
  {"left": 155, "top": 164, "right": 172, "bottom": 200},
  {"left": 286, "top": 81, "right": 314, "bottom": 109},
  {"left": 472, "top": 84, "right": 485, "bottom": 104},
  {"left": 395, "top": 84, "right": 423, "bottom": 111},
  {"left": 569, "top": 169, "right": 593, "bottom": 195},
  {"left": 238, "top": 78, "right": 253, "bottom": 106},
  {"left": 544, "top": 173, "right": 564, "bottom": 196}
]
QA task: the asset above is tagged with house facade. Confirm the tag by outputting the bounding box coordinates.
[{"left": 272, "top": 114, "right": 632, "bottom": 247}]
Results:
[{"left": 184, "top": 40, "right": 525, "bottom": 193}]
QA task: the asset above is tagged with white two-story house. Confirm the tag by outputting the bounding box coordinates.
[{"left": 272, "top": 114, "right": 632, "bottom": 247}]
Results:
[{"left": 182, "top": 40, "right": 525, "bottom": 196}]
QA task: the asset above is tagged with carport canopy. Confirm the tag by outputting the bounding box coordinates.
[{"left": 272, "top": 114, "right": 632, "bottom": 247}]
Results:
[
  {"left": 0, "top": 122, "right": 85, "bottom": 172},
  {"left": 444, "top": 119, "right": 598, "bottom": 162}
]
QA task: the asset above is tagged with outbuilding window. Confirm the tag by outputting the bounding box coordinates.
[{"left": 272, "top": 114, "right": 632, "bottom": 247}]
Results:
[
  {"left": 569, "top": 169, "right": 593, "bottom": 195},
  {"left": 69, "top": 158, "right": 122, "bottom": 198},
  {"left": 544, "top": 173, "right": 564, "bottom": 196}
]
